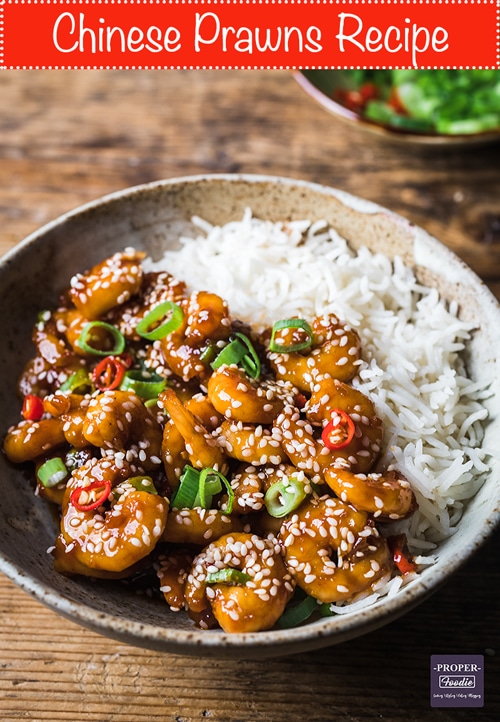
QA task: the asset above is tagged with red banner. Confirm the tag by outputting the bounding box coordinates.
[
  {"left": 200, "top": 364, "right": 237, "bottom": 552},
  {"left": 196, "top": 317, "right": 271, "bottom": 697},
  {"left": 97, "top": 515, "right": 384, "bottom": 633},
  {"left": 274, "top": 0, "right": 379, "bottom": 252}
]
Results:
[{"left": 0, "top": 0, "right": 498, "bottom": 70}]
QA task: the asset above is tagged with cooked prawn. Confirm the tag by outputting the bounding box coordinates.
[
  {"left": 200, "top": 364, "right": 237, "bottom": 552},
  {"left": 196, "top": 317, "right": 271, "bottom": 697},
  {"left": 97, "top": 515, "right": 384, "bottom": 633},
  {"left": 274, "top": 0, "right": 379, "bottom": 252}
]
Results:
[
  {"left": 268, "top": 314, "right": 361, "bottom": 393},
  {"left": 162, "top": 507, "right": 243, "bottom": 546},
  {"left": 217, "top": 419, "right": 286, "bottom": 466},
  {"left": 159, "top": 290, "right": 232, "bottom": 381},
  {"left": 4, "top": 418, "right": 66, "bottom": 463},
  {"left": 324, "top": 467, "right": 417, "bottom": 521},
  {"left": 54, "top": 457, "right": 169, "bottom": 575},
  {"left": 306, "top": 377, "right": 384, "bottom": 473},
  {"left": 159, "top": 388, "right": 226, "bottom": 472},
  {"left": 279, "top": 495, "right": 392, "bottom": 603},
  {"left": 156, "top": 549, "right": 194, "bottom": 612},
  {"left": 207, "top": 366, "right": 293, "bottom": 425},
  {"left": 83, "top": 389, "right": 163, "bottom": 471},
  {"left": 69, "top": 249, "right": 145, "bottom": 320},
  {"left": 184, "top": 532, "right": 295, "bottom": 632}
]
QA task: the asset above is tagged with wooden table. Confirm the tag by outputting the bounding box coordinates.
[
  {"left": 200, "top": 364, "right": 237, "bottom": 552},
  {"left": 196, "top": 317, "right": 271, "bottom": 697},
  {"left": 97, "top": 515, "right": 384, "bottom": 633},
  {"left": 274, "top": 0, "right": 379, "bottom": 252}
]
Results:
[{"left": 0, "top": 70, "right": 499, "bottom": 722}]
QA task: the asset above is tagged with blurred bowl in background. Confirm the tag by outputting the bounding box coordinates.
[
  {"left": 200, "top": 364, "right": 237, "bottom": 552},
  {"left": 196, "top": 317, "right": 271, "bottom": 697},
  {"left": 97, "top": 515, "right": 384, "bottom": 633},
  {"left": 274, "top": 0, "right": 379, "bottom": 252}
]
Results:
[{"left": 294, "top": 70, "right": 500, "bottom": 147}]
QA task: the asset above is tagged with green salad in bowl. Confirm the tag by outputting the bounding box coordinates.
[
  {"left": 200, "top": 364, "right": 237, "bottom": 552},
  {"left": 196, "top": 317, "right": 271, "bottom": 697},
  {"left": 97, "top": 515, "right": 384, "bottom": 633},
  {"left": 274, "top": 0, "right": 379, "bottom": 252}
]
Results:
[{"left": 297, "top": 69, "right": 500, "bottom": 140}]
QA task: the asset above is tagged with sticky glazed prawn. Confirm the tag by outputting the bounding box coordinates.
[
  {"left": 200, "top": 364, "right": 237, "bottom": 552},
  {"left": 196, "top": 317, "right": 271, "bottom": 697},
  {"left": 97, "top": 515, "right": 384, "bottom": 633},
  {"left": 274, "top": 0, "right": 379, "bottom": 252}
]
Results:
[
  {"left": 110, "top": 271, "right": 187, "bottom": 341},
  {"left": 159, "top": 290, "right": 233, "bottom": 382},
  {"left": 184, "top": 532, "right": 295, "bottom": 633},
  {"left": 69, "top": 249, "right": 145, "bottom": 320},
  {"left": 54, "top": 458, "right": 169, "bottom": 576},
  {"left": 306, "top": 377, "right": 384, "bottom": 472},
  {"left": 162, "top": 507, "right": 244, "bottom": 546},
  {"left": 83, "top": 389, "right": 163, "bottom": 471},
  {"left": 4, "top": 417, "right": 67, "bottom": 464},
  {"left": 207, "top": 366, "right": 293, "bottom": 425},
  {"left": 217, "top": 419, "right": 286, "bottom": 466},
  {"left": 159, "top": 388, "right": 227, "bottom": 473},
  {"left": 280, "top": 495, "right": 392, "bottom": 603},
  {"left": 3, "top": 245, "right": 420, "bottom": 634},
  {"left": 157, "top": 549, "right": 194, "bottom": 612},
  {"left": 324, "top": 467, "right": 417, "bottom": 521},
  {"left": 268, "top": 314, "right": 362, "bottom": 393}
]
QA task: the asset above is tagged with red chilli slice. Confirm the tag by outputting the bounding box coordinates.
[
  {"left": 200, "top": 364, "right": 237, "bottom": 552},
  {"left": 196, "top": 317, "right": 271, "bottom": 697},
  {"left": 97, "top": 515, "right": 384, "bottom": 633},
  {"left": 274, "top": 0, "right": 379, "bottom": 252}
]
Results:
[
  {"left": 22, "top": 394, "right": 44, "bottom": 421},
  {"left": 92, "top": 356, "right": 127, "bottom": 391},
  {"left": 70, "top": 479, "right": 112, "bottom": 512},
  {"left": 388, "top": 534, "right": 417, "bottom": 575},
  {"left": 118, "top": 352, "right": 134, "bottom": 369},
  {"left": 321, "top": 409, "right": 356, "bottom": 450}
]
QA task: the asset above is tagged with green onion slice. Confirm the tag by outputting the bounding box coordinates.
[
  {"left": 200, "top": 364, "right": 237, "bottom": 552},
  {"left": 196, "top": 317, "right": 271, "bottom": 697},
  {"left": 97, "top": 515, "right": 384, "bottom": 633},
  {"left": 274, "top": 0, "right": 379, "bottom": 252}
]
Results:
[
  {"left": 233, "top": 332, "right": 261, "bottom": 378},
  {"left": 125, "top": 475, "right": 158, "bottom": 494},
  {"left": 197, "top": 467, "right": 234, "bottom": 514},
  {"left": 200, "top": 341, "right": 217, "bottom": 364},
  {"left": 170, "top": 465, "right": 200, "bottom": 509},
  {"left": 278, "top": 595, "right": 319, "bottom": 628},
  {"left": 264, "top": 477, "right": 308, "bottom": 518},
  {"left": 195, "top": 471, "right": 222, "bottom": 509},
  {"left": 135, "top": 301, "right": 184, "bottom": 341},
  {"left": 37, "top": 458, "right": 69, "bottom": 488},
  {"left": 269, "top": 319, "right": 314, "bottom": 354},
  {"left": 59, "top": 368, "right": 91, "bottom": 394},
  {"left": 77, "top": 321, "right": 126, "bottom": 357},
  {"left": 170, "top": 465, "right": 234, "bottom": 513},
  {"left": 210, "top": 337, "right": 246, "bottom": 368},
  {"left": 210, "top": 332, "right": 261, "bottom": 379},
  {"left": 120, "top": 369, "right": 167, "bottom": 399},
  {"left": 320, "top": 602, "right": 335, "bottom": 617},
  {"left": 206, "top": 568, "right": 251, "bottom": 585}
]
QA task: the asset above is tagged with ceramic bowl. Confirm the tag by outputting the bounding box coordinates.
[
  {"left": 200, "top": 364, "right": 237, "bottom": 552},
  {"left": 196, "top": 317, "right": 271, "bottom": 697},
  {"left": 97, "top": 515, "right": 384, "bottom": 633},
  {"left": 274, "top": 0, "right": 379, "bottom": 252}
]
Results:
[
  {"left": 294, "top": 70, "right": 500, "bottom": 147},
  {"left": 1, "top": 174, "right": 499, "bottom": 659}
]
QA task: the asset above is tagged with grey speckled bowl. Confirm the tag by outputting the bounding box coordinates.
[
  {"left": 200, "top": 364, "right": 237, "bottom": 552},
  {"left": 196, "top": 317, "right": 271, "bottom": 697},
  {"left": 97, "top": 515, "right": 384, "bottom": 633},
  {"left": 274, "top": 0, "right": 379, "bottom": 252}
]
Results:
[{"left": 1, "top": 174, "right": 499, "bottom": 659}]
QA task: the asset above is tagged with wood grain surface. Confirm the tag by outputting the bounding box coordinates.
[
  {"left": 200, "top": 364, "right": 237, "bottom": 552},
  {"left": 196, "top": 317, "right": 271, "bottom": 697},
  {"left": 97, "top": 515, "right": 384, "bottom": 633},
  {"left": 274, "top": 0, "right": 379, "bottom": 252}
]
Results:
[{"left": 0, "top": 70, "right": 499, "bottom": 722}]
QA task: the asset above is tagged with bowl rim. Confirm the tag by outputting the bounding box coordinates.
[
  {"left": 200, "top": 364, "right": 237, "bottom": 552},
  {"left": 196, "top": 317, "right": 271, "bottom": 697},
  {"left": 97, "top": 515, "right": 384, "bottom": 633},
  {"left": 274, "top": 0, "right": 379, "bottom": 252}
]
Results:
[{"left": 1, "top": 172, "right": 499, "bottom": 656}]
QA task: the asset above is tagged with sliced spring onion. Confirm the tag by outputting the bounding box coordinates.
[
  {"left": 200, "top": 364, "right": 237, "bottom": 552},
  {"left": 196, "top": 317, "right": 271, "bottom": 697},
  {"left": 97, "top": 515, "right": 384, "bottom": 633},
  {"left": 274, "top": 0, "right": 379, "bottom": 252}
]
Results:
[
  {"left": 206, "top": 568, "right": 251, "bottom": 585},
  {"left": 77, "top": 321, "right": 126, "bottom": 357},
  {"left": 197, "top": 467, "right": 234, "bottom": 513},
  {"left": 320, "top": 602, "right": 335, "bottom": 617},
  {"left": 170, "top": 465, "right": 200, "bottom": 509},
  {"left": 210, "top": 337, "right": 246, "bottom": 368},
  {"left": 232, "top": 332, "right": 261, "bottom": 378},
  {"left": 200, "top": 341, "right": 217, "bottom": 364},
  {"left": 125, "top": 475, "right": 158, "bottom": 494},
  {"left": 120, "top": 369, "right": 167, "bottom": 399},
  {"left": 195, "top": 470, "right": 222, "bottom": 509},
  {"left": 210, "top": 333, "right": 261, "bottom": 379},
  {"left": 170, "top": 465, "right": 234, "bottom": 513},
  {"left": 264, "top": 477, "right": 308, "bottom": 518},
  {"left": 135, "top": 301, "right": 184, "bottom": 341},
  {"left": 278, "top": 595, "right": 319, "bottom": 628},
  {"left": 37, "top": 458, "right": 69, "bottom": 488},
  {"left": 59, "top": 368, "right": 92, "bottom": 394},
  {"left": 269, "top": 319, "right": 314, "bottom": 354}
]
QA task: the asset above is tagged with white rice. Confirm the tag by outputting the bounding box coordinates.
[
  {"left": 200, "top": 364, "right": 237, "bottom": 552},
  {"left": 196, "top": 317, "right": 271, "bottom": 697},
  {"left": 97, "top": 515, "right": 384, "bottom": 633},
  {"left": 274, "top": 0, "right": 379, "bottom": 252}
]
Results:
[{"left": 145, "top": 208, "right": 490, "bottom": 567}]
